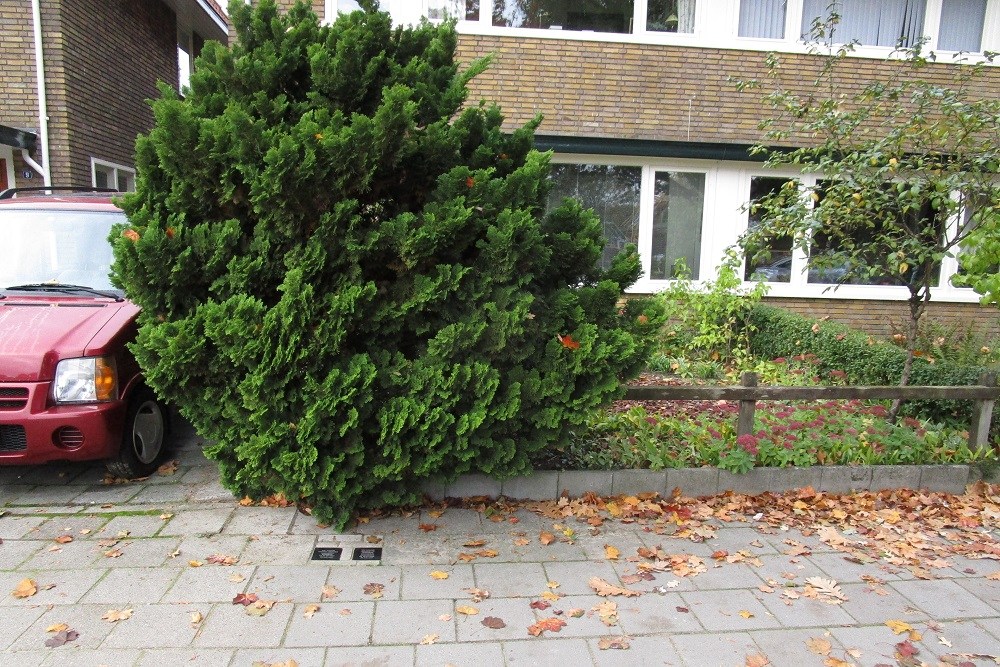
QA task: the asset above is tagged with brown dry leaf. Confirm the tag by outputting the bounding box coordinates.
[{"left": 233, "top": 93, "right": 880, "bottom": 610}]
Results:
[
  {"left": 539, "top": 531, "right": 556, "bottom": 545},
  {"left": 427, "top": 509, "right": 445, "bottom": 518},
  {"left": 429, "top": 571, "right": 450, "bottom": 580},
  {"left": 481, "top": 616, "right": 507, "bottom": 629},
  {"left": 986, "top": 571, "right": 1000, "bottom": 581},
  {"left": 529, "top": 600, "right": 550, "bottom": 610},
  {"left": 465, "top": 588, "right": 490, "bottom": 603},
  {"left": 738, "top": 610, "right": 755, "bottom": 619},
  {"left": 206, "top": 554, "right": 239, "bottom": 566},
  {"left": 593, "top": 600, "right": 618, "bottom": 626},
  {"left": 527, "top": 617, "right": 566, "bottom": 636},
  {"left": 513, "top": 538, "right": 530, "bottom": 547},
  {"left": 232, "top": 592, "right": 259, "bottom": 606},
  {"left": 239, "top": 496, "right": 254, "bottom": 506},
  {"left": 245, "top": 599, "right": 276, "bottom": 617},
  {"left": 474, "top": 549, "right": 499, "bottom": 559},
  {"left": 189, "top": 611, "right": 203, "bottom": 627},
  {"left": 419, "top": 523, "right": 438, "bottom": 532},
  {"left": 157, "top": 459, "right": 179, "bottom": 475},
  {"left": 597, "top": 636, "right": 631, "bottom": 650},
  {"left": 540, "top": 590, "right": 561, "bottom": 602},
  {"left": 604, "top": 544, "right": 620, "bottom": 560},
  {"left": 821, "top": 658, "right": 853, "bottom": 667},
  {"left": 188, "top": 560, "right": 203, "bottom": 568},
  {"left": 321, "top": 585, "right": 340, "bottom": 600},
  {"left": 12, "top": 578, "right": 38, "bottom": 599},
  {"left": 54, "top": 535, "right": 73, "bottom": 544},
  {"left": 886, "top": 619, "right": 913, "bottom": 635},
  {"left": 745, "top": 653, "right": 770, "bottom": 667},
  {"left": 589, "top": 577, "right": 641, "bottom": 597},
  {"left": 456, "top": 605, "right": 479, "bottom": 616},
  {"left": 303, "top": 603, "right": 320, "bottom": 618},
  {"left": 101, "top": 608, "right": 133, "bottom": 623},
  {"left": 104, "top": 548, "right": 124, "bottom": 559},
  {"left": 44, "top": 629, "right": 79, "bottom": 647},
  {"left": 45, "top": 623, "right": 69, "bottom": 633},
  {"left": 463, "top": 539, "right": 487, "bottom": 548},
  {"left": 568, "top": 608, "right": 585, "bottom": 618},
  {"left": 804, "top": 576, "right": 847, "bottom": 604},
  {"left": 229, "top": 573, "right": 246, "bottom": 583},
  {"left": 546, "top": 580, "right": 560, "bottom": 589},
  {"left": 806, "top": 637, "right": 833, "bottom": 655},
  {"left": 420, "top": 633, "right": 439, "bottom": 645},
  {"left": 363, "top": 583, "right": 384, "bottom": 599}
]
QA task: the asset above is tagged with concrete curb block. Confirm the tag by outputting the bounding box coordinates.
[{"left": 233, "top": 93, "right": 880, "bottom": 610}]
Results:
[{"left": 422, "top": 464, "right": 981, "bottom": 501}]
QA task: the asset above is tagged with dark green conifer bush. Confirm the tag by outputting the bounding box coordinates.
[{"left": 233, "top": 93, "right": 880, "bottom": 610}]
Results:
[{"left": 111, "top": 0, "right": 658, "bottom": 527}]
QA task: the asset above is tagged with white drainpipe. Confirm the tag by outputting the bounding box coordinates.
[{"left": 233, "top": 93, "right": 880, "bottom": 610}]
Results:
[{"left": 31, "top": 0, "right": 52, "bottom": 186}]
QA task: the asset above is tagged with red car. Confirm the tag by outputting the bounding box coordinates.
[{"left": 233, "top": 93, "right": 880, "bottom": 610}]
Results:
[{"left": 0, "top": 188, "right": 168, "bottom": 477}]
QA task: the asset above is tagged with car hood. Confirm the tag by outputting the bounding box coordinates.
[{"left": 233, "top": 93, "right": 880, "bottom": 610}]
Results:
[{"left": 0, "top": 298, "right": 137, "bottom": 382}]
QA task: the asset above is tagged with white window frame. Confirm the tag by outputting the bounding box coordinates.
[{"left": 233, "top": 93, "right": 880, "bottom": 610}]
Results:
[
  {"left": 90, "top": 158, "right": 136, "bottom": 193},
  {"left": 549, "top": 153, "right": 981, "bottom": 302},
  {"left": 452, "top": 0, "right": 1000, "bottom": 63}
]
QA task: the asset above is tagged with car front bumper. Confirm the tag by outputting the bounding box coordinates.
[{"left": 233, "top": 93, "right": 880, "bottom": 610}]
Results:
[{"left": 0, "top": 381, "right": 125, "bottom": 465}]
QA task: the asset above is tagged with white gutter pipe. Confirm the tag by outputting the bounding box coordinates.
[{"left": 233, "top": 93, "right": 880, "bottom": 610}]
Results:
[{"left": 31, "top": 0, "right": 52, "bottom": 186}]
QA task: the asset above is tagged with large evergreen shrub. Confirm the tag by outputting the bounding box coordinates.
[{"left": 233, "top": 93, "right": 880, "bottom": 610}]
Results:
[{"left": 110, "top": 0, "right": 658, "bottom": 527}]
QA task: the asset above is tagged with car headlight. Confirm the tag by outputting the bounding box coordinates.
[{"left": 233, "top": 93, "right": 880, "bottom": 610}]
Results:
[{"left": 52, "top": 356, "right": 118, "bottom": 403}]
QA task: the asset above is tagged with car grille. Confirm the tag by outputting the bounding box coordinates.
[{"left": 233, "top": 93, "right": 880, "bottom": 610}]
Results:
[
  {"left": 0, "top": 387, "right": 29, "bottom": 410},
  {"left": 0, "top": 425, "right": 28, "bottom": 452}
]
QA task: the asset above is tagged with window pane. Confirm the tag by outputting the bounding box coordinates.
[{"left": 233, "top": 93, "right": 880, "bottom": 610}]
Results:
[
  {"left": 801, "top": 0, "right": 926, "bottom": 47},
  {"left": 547, "top": 164, "right": 642, "bottom": 270},
  {"left": 938, "top": 0, "right": 985, "bottom": 51},
  {"left": 466, "top": 0, "right": 480, "bottom": 20},
  {"left": 94, "top": 166, "right": 111, "bottom": 189},
  {"left": 647, "top": 0, "right": 696, "bottom": 33},
  {"left": 493, "top": 0, "right": 635, "bottom": 33},
  {"left": 744, "top": 176, "right": 794, "bottom": 282},
  {"left": 739, "top": 0, "right": 786, "bottom": 38},
  {"left": 651, "top": 171, "right": 705, "bottom": 279}
]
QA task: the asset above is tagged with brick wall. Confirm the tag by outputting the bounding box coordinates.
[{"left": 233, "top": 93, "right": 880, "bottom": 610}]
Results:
[
  {"left": 764, "top": 297, "right": 1000, "bottom": 340},
  {"left": 454, "top": 35, "right": 1000, "bottom": 143},
  {"left": 59, "top": 0, "right": 177, "bottom": 187},
  {"left": 0, "top": 1, "right": 39, "bottom": 140}
]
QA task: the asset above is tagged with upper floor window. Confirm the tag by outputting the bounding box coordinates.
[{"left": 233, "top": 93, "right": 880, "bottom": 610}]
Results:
[
  {"left": 800, "top": 0, "right": 926, "bottom": 48},
  {"left": 487, "top": 0, "right": 697, "bottom": 34},
  {"left": 92, "top": 159, "right": 135, "bottom": 193},
  {"left": 938, "top": 0, "right": 987, "bottom": 51},
  {"left": 739, "top": 0, "right": 787, "bottom": 39}
]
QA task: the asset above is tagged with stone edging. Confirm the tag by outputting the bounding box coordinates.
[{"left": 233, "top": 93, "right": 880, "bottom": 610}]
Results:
[{"left": 421, "top": 464, "right": 999, "bottom": 501}]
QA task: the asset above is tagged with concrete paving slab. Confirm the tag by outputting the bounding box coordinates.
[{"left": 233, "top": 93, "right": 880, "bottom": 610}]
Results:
[
  {"left": 453, "top": 596, "right": 540, "bottom": 642},
  {"left": 399, "top": 563, "right": 476, "bottom": 600},
  {"left": 282, "top": 601, "right": 374, "bottom": 647},
  {"left": 615, "top": 591, "right": 706, "bottom": 634},
  {"left": 473, "top": 562, "right": 549, "bottom": 598},
  {"left": 371, "top": 599, "right": 458, "bottom": 644},
  {"left": 750, "top": 628, "right": 849, "bottom": 666},
  {"left": 321, "top": 565, "right": 404, "bottom": 602},
  {"left": 247, "top": 564, "right": 334, "bottom": 602},
  {"left": 0, "top": 539, "right": 44, "bottom": 570},
  {"left": 158, "top": 507, "right": 233, "bottom": 536},
  {"left": 239, "top": 534, "right": 319, "bottom": 566},
  {"left": 325, "top": 645, "right": 414, "bottom": 667},
  {"left": 0, "top": 605, "right": 46, "bottom": 650},
  {"left": 192, "top": 602, "right": 293, "bottom": 648},
  {"left": 231, "top": 647, "right": 325, "bottom": 666},
  {"left": 135, "top": 648, "right": 235, "bottom": 667},
  {"left": 954, "top": 576, "right": 1000, "bottom": 613},
  {"left": 101, "top": 603, "right": 201, "bottom": 648},
  {"left": 0, "top": 568, "right": 104, "bottom": 607},
  {"left": 589, "top": 634, "right": 685, "bottom": 666},
  {"left": 891, "top": 578, "right": 999, "bottom": 619},
  {"left": 39, "top": 648, "right": 141, "bottom": 666},
  {"left": 416, "top": 640, "right": 505, "bottom": 666},
  {"left": 542, "top": 559, "right": 624, "bottom": 596},
  {"left": 8, "top": 603, "right": 117, "bottom": 650},
  {"left": 914, "top": 619, "right": 1000, "bottom": 663},
  {"left": 679, "top": 589, "right": 783, "bottom": 631},
  {"left": 669, "top": 631, "right": 759, "bottom": 667},
  {"left": 828, "top": 624, "right": 917, "bottom": 667},
  {"left": 0, "top": 514, "right": 48, "bottom": 540},
  {"left": 837, "top": 582, "right": 933, "bottom": 625},
  {"left": 81, "top": 567, "right": 182, "bottom": 604},
  {"left": 160, "top": 565, "right": 255, "bottom": 603},
  {"left": 69, "top": 485, "right": 142, "bottom": 506},
  {"left": 754, "top": 590, "right": 857, "bottom": 628},
  {"left": 223, "top": 506, "right": 297, "bottom": 536},
  {"left": 502, "top": 637, "right": 595, "bottom": 665}
]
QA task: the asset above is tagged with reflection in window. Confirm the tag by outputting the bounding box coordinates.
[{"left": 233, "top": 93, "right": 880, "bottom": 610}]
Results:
[
  {"left": 647, "top": 0, "right": 696, "bottom": 34},
  {"left": 493, "top": 0, "right": 635, "bottom": 33},
  {"left": 938, "top": 0, "right": 986, "bottom": 51},
  {"left": 650, "top": 171, "right": 705, "bottom": 279},
  {"left": 426, "top": 0, "right": 480, "bottom": 21},
  {"left": 801, "top": 0, "right": 926, "bottom": 47},
  {"left": 739, "top": 0, "right": 786, "bottom": 39},
  {"left": 547, "top": 164, "right": 642, "bottom": 270},
  {"left": 808, "top": 181, "right": 941, "bottom": 286},
  {"left": 744, "top": 176, "right": 794, "bottom": 282}
]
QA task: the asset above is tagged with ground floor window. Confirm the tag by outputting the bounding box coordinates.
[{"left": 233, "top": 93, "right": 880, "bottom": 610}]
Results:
[
  {"left": 91, "top": 159, "right": 135, "bottom": 192},
  {"left": 546, "top": 153, "right": 978, "bottom": 303}
]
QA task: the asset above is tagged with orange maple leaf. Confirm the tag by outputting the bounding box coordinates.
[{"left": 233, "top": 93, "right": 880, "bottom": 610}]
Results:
[{"left": 557, "top": 334, "right": 580, "bottom": 350}]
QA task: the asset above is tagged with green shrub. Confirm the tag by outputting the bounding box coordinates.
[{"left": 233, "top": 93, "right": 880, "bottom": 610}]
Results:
[
  {"left": 110, "top": 1, "right": 660, "bottom": 528},
  {"left": 748, "top": 305, "right": 994, "bottom": 427}
]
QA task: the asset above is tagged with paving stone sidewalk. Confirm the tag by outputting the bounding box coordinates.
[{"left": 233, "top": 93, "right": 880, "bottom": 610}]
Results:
[{"left": 1, "top": 425, "right": 999, "bottom": 667}]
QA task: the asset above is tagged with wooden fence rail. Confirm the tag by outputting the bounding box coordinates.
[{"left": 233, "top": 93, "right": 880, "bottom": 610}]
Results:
[{"left": 623, "top": 371, "right": 1000, "bottom": 449}]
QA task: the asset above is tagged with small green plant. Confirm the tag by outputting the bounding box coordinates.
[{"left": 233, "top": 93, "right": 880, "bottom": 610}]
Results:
[
  {"left": 655, "top": 252, "right": 769, "bottom": 367},
  {"left": 887, "top": 317, "right": 1000, "bottom": 367}
]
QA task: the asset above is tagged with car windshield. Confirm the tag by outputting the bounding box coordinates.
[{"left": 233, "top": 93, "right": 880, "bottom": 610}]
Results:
[{"left": 0, "top": 208, "right": 124, "bottom": 293}]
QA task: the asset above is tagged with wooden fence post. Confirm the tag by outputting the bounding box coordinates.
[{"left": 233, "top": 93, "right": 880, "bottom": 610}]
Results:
[
  {"left": 737, "top": 371, "right": 758, "bottom": 438},
  {"left": 969, "top": 371, "right": 997, "bottom": 449}
]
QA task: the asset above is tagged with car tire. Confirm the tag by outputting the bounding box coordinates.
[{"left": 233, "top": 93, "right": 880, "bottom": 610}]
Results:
[{"left": 106, "top": 388, "right": 168, "bottom": 478}]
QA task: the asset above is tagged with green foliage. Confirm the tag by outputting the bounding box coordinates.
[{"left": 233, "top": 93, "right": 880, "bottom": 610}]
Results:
[
  {"left": 655, "top": 254, "right": 769, "bottom": 366},
  {"left": 110, "top": 1, "right": 660, "bottom": 528},
  {"left": 542, "top": 401, "right": 995, "bottom": 473},
  {"left": 887, "top": 317, "right": 1000, "bottom": 367},
  {"left": 748, "top": 305, "right": 994, "bottom": 426},
  {"left": 733, "top": 14, "right": 1000, "bottom": 387}
]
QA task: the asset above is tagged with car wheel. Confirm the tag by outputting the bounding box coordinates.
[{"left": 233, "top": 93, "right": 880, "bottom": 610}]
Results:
[{"left": 106, "top": 389, "right": 168, "bottom": 478}]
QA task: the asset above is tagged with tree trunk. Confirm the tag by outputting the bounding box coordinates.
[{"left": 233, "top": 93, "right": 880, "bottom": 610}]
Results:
[{"left": 889, "top": 286, "right": 930, "bottom": 422}]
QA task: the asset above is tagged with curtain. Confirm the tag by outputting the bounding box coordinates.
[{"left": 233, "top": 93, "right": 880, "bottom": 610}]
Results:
[
  {"left": 801, "top": 0, "right": 926, "bottom": 46},
  {"left": 938, "top": 0, "right": 986, "bottom": 51},
  {"left": 677, "top": 0, "right": 696, "bottom": 33},
  {"left": 739, "top": 0, "right": 787, "bottom": 39}
]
